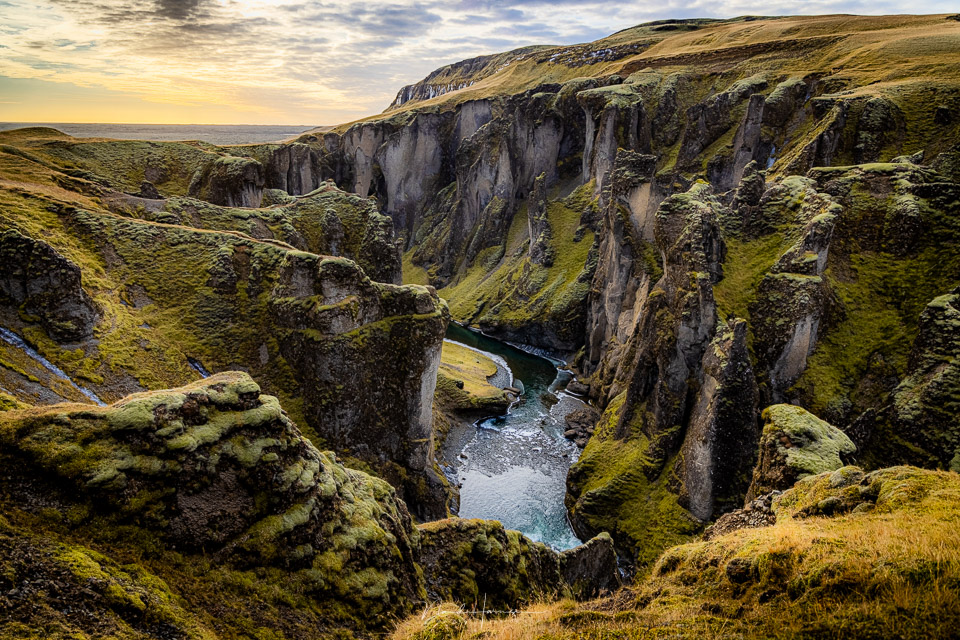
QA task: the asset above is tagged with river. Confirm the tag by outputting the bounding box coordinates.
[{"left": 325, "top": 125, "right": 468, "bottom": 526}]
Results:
[{"left": 443, "top": 323, "right": 583, "bottom": 551}]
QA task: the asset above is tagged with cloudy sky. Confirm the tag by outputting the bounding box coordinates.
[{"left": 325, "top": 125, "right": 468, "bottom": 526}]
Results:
[{"left": 0, "top": 0, "right": 954, "bottom": 126}]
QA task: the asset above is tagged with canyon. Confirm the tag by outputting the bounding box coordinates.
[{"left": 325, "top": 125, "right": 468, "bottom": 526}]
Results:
[{"left": 1, "top": 12, "right": 959, "bottom": 640}]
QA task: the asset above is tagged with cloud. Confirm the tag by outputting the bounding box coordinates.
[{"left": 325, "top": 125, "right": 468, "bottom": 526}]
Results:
[{"left": 1, "top": 0, "right": 958, "bottom": 124}]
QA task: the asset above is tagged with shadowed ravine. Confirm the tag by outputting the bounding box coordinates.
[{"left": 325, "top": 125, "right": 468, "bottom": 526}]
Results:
[{"left": 444, "top": 323, "right": 583, "bottom": 550}]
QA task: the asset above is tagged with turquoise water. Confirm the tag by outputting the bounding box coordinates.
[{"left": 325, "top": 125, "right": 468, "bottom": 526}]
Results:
[{"left": 445, "top": 323, "right": 582, "bottom": 551}]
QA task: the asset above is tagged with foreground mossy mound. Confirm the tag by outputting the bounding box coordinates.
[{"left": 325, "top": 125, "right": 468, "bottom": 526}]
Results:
[
  {"left": 0, "top": 372, "right": 425, "bottom": 638},
  {"left": 395, "top": 466, "right": 960, "bottom": 640}
]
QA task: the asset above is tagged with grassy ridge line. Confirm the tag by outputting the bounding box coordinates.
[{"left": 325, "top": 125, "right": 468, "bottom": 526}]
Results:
[{"left": 315, "top": 14, "right": 960, "bottom": 134}]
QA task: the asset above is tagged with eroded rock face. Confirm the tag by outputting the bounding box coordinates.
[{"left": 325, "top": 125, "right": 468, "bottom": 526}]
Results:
[
  {"left": 270, "top": 253, "right": 450, "bottom": 520},
  {"left": 611, "top": 183, "right": 725, "bottom": 447},
  {"left": 559, "top": 531, "right": 621, "bottom": 599},
  {"left": 568, "top": 184, "right": 761, "bottom": 564},
  {"left": 749, "top": 178, "right": 840, "bottom": 401},
  {"left": 0, "top": 372, "right": 425, "bottom": 621},
  {"left": 418, "top": 518, "right": 619, "bottom": 608},
  {"left": 851, "top": 288, "right": 960, "bottom": 470},
  {"left": 188, "top": 156, "right": 265, "bottom": 208},
  {"left": 678, "top": 318, "right": 759, "bottom": 520},
  {"left": 0, "top": 229, "right": 99, "bottom": 342},
  {"left": 260, "top": 143, "right": 323, "bottom": 195},
  {"left": 746, "top": 404, "right": 856, "bottom": 502},
  {"left": 583, "top": 149, "right": 660, "bottom": 397},
  {"left": 527, "top": 173, "right": 554, "bottom": 267}
]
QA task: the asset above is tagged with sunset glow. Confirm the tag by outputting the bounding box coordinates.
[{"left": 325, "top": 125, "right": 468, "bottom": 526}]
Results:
[{"left": 1, "top": 0, "right": 957, "bottom": 125}]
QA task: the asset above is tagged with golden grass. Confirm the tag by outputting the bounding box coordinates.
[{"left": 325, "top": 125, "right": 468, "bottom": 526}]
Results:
[
  {"left": 322, "top": 13, "right": 960, "bottom": 134},
  {"left": 438, "top": 341, "right": 501, "bottom": 400},
  {"left": 394, "top": 467, "right": 960, "bottom": 640}
]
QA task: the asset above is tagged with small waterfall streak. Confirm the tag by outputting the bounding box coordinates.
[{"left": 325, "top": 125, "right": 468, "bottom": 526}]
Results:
[{"left": 0, "top": 326, "right": 106, "bottom": 406}]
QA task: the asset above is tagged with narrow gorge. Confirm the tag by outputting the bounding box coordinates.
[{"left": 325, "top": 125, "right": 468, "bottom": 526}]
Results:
[{"left": 1, "top": 11, "right": 960, "bottom": 640}]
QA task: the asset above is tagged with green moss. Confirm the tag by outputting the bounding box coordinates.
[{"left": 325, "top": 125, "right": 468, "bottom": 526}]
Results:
[
  {"left": 792, "top": 175, "right": 960, "bottom": 420},
  {"left": 762, "top": 405, "right": 856, "bottom": 477},
  {"left": 437, "top": 183, "right": 596, "bottom": 345},
  {"left": 714, "top": 234, "right": 788, "bottom": 321},
  {"left": 566, "top": 393, "right": 701, "bottom": 568}
]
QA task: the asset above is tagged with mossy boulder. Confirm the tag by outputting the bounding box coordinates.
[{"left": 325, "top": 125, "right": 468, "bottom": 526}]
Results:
[
  {"left": 0, "top": 372, "right": 425, "bottom": 624},
  {"left": 418, "top": 518, "right": 564, "bottom": 610},
  {"left": 745, "top": 404, "right": 856, "bottom": 501}
]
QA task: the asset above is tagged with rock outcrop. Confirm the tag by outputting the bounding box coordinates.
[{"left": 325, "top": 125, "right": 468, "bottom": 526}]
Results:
[
  {"left": 745, "top": 404, "right": 856, "bottom": 502},
  {"left": 749, "top": 179, "right": 841, "bottom": 402},
  {"left": 0, "top": 183, "right": 448, "bottom": 518},
  {"left": 678, "top": 318, "right": 759, "bottom": 519},
  {"left": 418, "top": 518, "right": 619, "bottom": 608},
  {"left": 703, "top": 490, "right": 779, "bottom": 540},
  {"left": 526, "top": 173, "right": 554, "bottom": 267},
  {"left": 188, "top": 155, "right": 265, "bottom": 208},
  {"left": 269, "top": 253, "right": 450, "bottom": 518},
  {"left": 559, "top": 531, "right": 621, "bottom": 599},
  {"left": 567, "top": 185, "right": 760, "bottom": 565},
  {"left": 0, "top": 229, "right": 99, "bottom": 342},
  {"left": 0, "top": 373, "right": 425, "bottom": 627},
  {"left": 134, "top": 184, "right": 403, "bottom": 284}
]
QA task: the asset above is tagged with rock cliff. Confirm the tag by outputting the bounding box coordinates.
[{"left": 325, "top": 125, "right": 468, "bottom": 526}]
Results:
[{"left": 0, "top": 128, "right": 450, "bottom": 519}]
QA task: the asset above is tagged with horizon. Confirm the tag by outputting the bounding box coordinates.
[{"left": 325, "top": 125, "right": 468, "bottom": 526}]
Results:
[
  {"left": 2, "top": 3, "right": 958, "bottom": 126},
  {"left": 0, "top": 121, "right": 317, "bottom": 127}
]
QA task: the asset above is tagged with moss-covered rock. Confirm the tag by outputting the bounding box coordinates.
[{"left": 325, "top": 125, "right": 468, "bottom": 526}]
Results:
[
  {"left": 0, "top": 516, "right": 214, "bottom": 640},
  {"left": 745, "top": 404, "right": 856, "bottom": 501},
  {"left": 418, "top": 518, "right": 564, "bottom": 610},
  {"left": 417, "top": 519, "right": 619, "bottom": 610},
  {"left": 0, "top": 372, "right": 425, "bottom": 628},
  {"left": 558, "top": 531, "right": 620, "bottom": 599},
  {"left": 145, "top": 184, "right": 402, "bottom": 284},
  {"left": 0, "top": 174, "right": 449, "bottom": 517},
  {"left": 188, "top": 155, "right": 265, "bottom": 208},
  {"left": 850, "top": 287, "right": 960, "bottom": 470}
]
